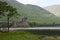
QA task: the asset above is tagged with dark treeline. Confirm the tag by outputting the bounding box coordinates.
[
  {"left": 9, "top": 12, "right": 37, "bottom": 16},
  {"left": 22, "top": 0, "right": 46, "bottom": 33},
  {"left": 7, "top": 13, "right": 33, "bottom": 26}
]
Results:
[
  {"left": 29, "top": 22, "right": 60, "bottom": 27},
  {"left": 25, "top": 30, "right": 60, "bottom": 35},
  {"left": 0, "top": 22, "right": 60, "bottom": 27}
]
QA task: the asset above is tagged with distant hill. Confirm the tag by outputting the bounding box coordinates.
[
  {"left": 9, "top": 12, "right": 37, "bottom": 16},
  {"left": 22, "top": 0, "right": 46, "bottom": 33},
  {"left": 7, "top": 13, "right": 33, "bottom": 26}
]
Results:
[
  {"left": 0, "top": 0, "right": 60, "bottom": 24},
  {"left": 44, "top": 5, "right": 60, "bottom": 17}
]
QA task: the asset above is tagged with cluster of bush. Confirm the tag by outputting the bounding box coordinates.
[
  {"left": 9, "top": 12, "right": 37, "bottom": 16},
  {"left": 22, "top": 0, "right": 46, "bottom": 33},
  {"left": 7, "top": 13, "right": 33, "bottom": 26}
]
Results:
[
  {"left": 28, "top": 22, "right": 60, "bottom": 27},
  {"left": 26, "top": 30, "right": 60, "bottom": 35}
]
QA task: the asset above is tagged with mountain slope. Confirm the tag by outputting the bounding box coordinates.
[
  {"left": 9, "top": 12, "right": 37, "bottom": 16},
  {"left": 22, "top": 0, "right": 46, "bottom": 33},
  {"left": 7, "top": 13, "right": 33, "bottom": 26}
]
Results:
[
  {"left": 0, "top": 0, "right": 60, "bottom": 24},
  {"left": 45, "top": 5, "right": 60, "bottom": 17}
]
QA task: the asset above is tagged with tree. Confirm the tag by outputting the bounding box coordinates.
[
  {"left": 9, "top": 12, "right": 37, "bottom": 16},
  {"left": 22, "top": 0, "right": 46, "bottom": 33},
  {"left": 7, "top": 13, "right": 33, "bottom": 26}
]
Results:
[
  {"left": 0, "top": 1, "right": 19, "bottom": 32},
  {"left": 6, "top": 6, "right": 18, "bottom": 32}
]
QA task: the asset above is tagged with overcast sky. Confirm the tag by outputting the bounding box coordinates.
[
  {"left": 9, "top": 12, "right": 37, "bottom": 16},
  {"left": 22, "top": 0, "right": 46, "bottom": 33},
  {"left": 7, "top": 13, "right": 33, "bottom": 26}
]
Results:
[{"left": 16, "top": 0, "right": 60, "bottom": 7}]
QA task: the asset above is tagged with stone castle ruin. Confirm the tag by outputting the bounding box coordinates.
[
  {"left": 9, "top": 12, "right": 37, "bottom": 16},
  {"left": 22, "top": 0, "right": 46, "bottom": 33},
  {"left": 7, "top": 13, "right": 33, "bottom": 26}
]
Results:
[{"left": 12, "top": 17, "right": 29, "bottom": 27}]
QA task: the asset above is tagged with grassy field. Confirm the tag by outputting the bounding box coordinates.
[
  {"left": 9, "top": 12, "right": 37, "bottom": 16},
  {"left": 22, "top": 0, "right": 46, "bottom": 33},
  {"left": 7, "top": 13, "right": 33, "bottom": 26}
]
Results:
[
  {"left": 0, "top": 31, "right": 39, "bottom": 40},
  {"left": 0, "top": 31, "right": 60, "bottom": 40}
]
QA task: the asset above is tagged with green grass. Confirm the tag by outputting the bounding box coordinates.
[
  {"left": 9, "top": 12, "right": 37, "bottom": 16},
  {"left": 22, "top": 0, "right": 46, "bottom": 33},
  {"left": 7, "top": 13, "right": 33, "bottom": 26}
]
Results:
[
  {"left": 43, "top": 36, "right": 60, "bottom": 40},
  {"left": 0, "top": 31, "right": 39, "bottom": 40},
  {"left": 43, "top": 37, "right": 57, "bottom": 40},
  {"left": 0, "top": 31, "right": 60, "bottom": 40}
]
